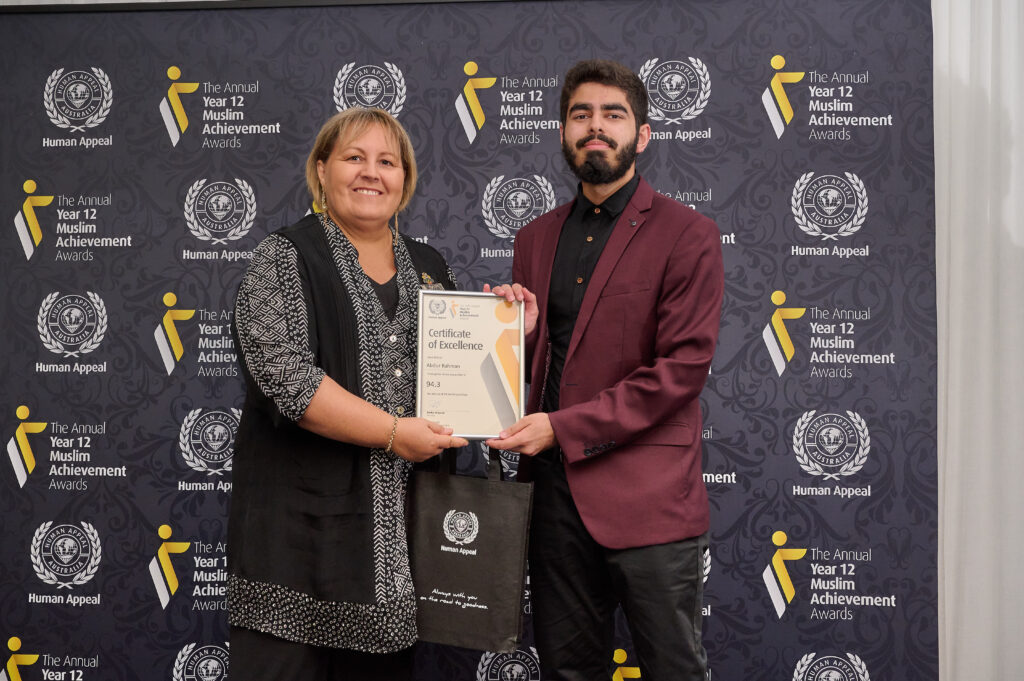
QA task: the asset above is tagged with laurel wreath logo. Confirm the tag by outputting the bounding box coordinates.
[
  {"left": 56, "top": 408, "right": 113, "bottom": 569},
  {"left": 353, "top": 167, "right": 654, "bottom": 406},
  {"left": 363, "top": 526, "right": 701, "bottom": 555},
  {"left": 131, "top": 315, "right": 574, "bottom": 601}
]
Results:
[
  {"left": 443, "top": 509, "right": 479, "bottom": 545},
  {"left": 482, "top": 175, "right": 556, "bottom": 240},
  {"left": 792, "top": 652, "right": 870, "bottom": 681},
  {"left": 43, "top": 67, "right": 112, "bottom": 132},
  {"left": 36, "top": 291, "right": 108, "bottom": 358},
  {"left": 184, "top": 179, "right": 256, "bottom": 244},
  {"left": 172, "top": 642, "right": 230, "bottom": 681},
  {"left": 638, "top": 57, "right": 711, "bottom": 124},
  {"left": 332, "top": 63, "right": 356, "bottom": 111},
  {"left": 178, "top": 408, "right": 240, "bottom": 476},
  {"left": 333, "top": 62, "right": 407, "bottom": 117},
  {"left": 792, "top": 410, "right": 870, "bottom": 480},
  {"left": 30, "top": 521, "right": 102, "bottom": 589},
  {"left": 791, "top": 172, "right": 868, "bottom": 240},
  {"left": 384, "top": 62, "right": 407, "bottom": 116},
  {"left": 476, "top": 648, "right": 540, "bottom": 681}
]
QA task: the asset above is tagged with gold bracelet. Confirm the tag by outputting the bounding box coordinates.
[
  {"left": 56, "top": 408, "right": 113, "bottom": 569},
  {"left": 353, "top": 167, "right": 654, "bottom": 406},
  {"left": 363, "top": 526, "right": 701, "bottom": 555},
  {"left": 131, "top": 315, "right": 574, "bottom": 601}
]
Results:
[{"left": 385, "top": 414, "right": 399, "bottom": 454}]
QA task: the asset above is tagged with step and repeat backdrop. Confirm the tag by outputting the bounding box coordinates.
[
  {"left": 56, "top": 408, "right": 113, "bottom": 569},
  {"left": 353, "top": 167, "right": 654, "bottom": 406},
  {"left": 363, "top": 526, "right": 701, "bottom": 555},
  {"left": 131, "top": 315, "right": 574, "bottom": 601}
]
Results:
[{"left": 0, "top": 0, "right": 936, "bottom": 679}]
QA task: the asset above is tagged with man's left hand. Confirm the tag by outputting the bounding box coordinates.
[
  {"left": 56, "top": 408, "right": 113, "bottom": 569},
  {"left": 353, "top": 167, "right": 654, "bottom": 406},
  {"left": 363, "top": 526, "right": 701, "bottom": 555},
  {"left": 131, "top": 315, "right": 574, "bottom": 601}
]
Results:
[{"left": 485, "top": 413, "right": 556, "bottom": 456}]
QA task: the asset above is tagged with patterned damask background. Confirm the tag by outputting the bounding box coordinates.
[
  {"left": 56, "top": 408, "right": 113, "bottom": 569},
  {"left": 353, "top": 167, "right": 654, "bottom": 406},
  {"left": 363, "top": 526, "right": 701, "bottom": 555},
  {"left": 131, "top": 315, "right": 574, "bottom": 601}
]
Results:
[{"left": 0, "top": 1, "right": 936, "bottom": 679}]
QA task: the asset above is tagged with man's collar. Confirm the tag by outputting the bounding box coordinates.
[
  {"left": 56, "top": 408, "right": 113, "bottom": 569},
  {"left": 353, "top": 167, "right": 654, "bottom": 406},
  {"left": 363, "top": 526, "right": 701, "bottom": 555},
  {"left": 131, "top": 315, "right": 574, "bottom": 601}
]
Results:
[{"left": 575, "top": 173, "right": 641, "bottom": 217}]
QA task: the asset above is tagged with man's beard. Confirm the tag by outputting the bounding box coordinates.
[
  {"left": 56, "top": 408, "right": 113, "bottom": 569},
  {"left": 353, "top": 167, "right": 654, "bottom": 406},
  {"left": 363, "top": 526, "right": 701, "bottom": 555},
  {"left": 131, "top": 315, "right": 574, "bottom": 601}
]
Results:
[{"left": 561, "top": 132, "right": 638, "bottom": 185}]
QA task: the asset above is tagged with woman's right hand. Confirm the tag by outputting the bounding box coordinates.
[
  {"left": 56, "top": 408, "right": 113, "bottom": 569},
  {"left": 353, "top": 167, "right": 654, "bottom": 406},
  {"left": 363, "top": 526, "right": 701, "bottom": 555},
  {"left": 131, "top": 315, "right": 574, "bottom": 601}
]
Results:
[{"left": 390, "top": 418, "right": 468, "bottom": 462}]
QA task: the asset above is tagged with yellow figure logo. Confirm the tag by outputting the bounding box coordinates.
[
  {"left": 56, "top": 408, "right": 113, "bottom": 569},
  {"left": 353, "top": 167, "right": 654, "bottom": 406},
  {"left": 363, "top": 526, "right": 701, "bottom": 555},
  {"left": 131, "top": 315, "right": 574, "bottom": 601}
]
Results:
[
  {"left": 159, "top": 66, "right": 199, "bottom": 147},
  {"left": 612, "top": 649, "right": 641, "bottom": 680},
  {"left": 2, "top": 637, "right": 38, "bottom": 681},
  {"left": 762, "top": 530, "right": 807, "bottom": 618},
  {"left": 149, "top": 524, "right": 191, "bottom": 609},
  {"left": 5, "top": 406, "right": 47, "bottom": 489},
  {"left": 14, "top": 179, "right": 54, "bottom": 261},
  {"left": 154, "top": 292, "right": 195, "bottom": 375},
  {"left": 762, "top": 55, "right": 805, "bottom": 139},
  {"left": 762, "top": 290, "right": 806, "bottom": 376},
  {"left": 455, "top": 61, "right": 496, "bottom": 143}
]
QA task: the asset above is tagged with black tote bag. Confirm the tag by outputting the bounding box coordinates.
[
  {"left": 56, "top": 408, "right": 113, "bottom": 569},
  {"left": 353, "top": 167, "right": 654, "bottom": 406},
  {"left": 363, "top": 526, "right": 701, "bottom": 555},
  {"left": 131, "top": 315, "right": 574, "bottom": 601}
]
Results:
[{"left": 409, "top": 449, "right": 533, "bottom": 652}]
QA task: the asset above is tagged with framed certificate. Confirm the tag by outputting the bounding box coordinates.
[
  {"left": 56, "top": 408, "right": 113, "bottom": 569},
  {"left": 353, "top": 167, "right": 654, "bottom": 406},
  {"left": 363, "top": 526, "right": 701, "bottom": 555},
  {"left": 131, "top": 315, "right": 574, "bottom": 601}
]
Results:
[{"left": 416, "top": 290, "right": 524, "bottom": 439}]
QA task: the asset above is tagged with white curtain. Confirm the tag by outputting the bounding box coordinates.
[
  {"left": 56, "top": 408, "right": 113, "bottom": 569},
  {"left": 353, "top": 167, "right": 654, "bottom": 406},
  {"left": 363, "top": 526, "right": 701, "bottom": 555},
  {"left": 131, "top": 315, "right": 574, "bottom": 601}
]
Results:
[{"left": 934, "top": 0, "right": 1024, "bottom": 679}]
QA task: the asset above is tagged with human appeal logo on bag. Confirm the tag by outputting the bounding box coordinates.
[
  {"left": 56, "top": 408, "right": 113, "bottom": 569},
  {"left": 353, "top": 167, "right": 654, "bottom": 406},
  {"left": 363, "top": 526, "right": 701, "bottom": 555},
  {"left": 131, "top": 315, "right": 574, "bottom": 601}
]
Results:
[
  {"left": 443, "top": 510, "right": 479, "bottom": 550},
  {"left": 792, "top": 652, "right": 870, "bottom": 681},
  {"left": 476, "top": 648, "right": 541, "bottom": 681}
]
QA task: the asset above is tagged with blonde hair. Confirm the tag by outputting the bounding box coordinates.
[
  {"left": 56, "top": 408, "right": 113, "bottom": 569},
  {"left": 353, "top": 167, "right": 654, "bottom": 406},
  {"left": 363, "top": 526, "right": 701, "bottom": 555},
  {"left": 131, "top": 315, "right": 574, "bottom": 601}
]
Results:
[{"left": 305, "top": 107, "right": 418, "bottom": 214}]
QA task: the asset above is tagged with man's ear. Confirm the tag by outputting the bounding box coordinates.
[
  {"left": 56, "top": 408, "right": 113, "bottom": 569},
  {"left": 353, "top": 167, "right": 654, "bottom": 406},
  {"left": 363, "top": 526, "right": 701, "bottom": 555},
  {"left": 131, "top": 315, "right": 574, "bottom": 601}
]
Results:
[{"left": 635, "top": 123, "right": 652, "bottom": 154}]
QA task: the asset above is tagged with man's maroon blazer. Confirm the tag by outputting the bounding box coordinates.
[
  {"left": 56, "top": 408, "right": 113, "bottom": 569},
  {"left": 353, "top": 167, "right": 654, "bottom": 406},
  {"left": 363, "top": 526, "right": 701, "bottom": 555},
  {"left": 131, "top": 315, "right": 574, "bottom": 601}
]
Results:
[{"left": 512, "top": 176, "right": 724, "bottom": 550}]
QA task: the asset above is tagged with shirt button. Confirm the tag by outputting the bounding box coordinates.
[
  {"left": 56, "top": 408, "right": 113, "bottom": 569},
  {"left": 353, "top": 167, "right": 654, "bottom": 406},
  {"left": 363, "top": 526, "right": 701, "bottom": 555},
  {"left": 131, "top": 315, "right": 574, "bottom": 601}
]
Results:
[
  {"left": 394, "top": 368, "right": 403, "bottom": 377},
  {"left": 389, "top": 334, "right": 397, "bottom": 343},
  {"left": 593, "top": 207, "right": 601, "bottom": 214},
  {"left": 396, "top": 406, "right": 405, "bottom": 415},
  {"left": 586, "top": 236, "right": 594, "bottom": 242},
  {"left": 576, "top": 277, "right": 583, "bottom": 284}
]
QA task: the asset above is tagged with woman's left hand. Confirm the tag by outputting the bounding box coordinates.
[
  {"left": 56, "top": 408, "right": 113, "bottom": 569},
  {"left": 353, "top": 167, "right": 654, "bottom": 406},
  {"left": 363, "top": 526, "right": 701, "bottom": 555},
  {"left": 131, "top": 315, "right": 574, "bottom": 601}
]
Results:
[{"left": 391, "top": 417, "right": 468, "bottom": 462}]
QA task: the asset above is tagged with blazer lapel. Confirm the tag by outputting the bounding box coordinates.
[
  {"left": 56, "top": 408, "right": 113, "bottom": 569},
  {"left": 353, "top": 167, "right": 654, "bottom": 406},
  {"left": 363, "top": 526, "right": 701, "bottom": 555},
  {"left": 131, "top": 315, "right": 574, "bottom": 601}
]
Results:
[
  {"left": 533, "top": 203, "right": 573, "bottom": 324},
  {"left": 564, "top": 180, "right": 654, "bottom": 367}
]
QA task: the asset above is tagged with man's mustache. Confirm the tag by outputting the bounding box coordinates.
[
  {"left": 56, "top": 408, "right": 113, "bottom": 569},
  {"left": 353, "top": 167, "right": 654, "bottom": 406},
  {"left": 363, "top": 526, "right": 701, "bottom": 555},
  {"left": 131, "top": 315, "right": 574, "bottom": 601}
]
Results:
[{"left": 576, "top": 134, "right": 617, "bottom": 150}]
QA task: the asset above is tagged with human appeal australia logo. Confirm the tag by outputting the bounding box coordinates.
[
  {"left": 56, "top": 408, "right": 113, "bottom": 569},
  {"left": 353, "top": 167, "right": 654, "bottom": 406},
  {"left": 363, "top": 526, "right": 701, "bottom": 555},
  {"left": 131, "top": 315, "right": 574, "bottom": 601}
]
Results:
[
  {"left": 172, "top": 642, "right": 229, "bottom": 681},
  {"left": 792, "top": 172, "right": 868, "bottom": 240},
  {"left": 477, "top": 648, "right": 541, "bottom": 681},
  {"left": 639, "top": 57, "right": 711, "bottom": 124},
  {"left": 179, "top": 409, "right": 239, "bottom": 476},
  {"left": 443, "top": 510, "right": 479, "bottom": 546},
  {"left": 30, "top": 521, "right": 101, "bottom": 589},
  {"left": 793, "top": 411, "right": 870, "bottom": 480},
  {"left": 482, "top": 175, "right": 556, "bottom": 240},
  {"left": 44, "top": 68, "right": 112, "bottom": 132},
  {"left": 184, "top": 178, "right": 256, "bottom": 244},
  {"left": 333, "top": 62, "right": 406, "bottom": 116},
  {"left": 793, "top": 652, "right": 870, "bottom": 681},
  {"left": 37, "top": 292, "right": 107, "bottom": 358}
]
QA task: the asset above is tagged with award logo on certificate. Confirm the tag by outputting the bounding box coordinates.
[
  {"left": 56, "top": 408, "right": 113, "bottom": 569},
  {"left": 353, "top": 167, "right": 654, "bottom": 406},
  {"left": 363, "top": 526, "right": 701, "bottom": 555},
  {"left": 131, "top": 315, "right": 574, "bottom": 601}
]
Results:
[{"left": 417, "top": 290, "right": 524, "bottom": 439}]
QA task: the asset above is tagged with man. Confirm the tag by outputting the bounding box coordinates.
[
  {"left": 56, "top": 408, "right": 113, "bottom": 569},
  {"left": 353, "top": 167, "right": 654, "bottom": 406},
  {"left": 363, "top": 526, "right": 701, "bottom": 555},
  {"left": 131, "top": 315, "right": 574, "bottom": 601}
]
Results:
[{"left": 486, "top": 59, "right": 723, "bottom": 681}]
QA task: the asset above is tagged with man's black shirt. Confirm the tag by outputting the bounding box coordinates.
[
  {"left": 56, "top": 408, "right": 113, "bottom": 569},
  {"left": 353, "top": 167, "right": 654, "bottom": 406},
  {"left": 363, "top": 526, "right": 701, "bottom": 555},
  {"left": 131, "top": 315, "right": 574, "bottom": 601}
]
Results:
[{"left": 542, "top": 174, "right": 640, "bottom": 413}]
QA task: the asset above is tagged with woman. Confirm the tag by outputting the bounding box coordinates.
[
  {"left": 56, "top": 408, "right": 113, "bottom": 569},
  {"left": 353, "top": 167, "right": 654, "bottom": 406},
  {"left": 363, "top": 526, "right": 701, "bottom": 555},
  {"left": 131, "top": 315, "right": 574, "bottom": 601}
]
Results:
[{"left": 227, "top": 107, "right": 467, "bottom": 680}]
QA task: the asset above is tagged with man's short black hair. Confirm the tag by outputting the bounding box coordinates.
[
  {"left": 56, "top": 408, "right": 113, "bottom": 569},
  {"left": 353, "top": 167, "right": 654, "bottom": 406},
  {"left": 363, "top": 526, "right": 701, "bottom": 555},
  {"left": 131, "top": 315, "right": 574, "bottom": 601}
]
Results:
[{"left": 559, "top": 59, "right": 648, "bottom": 128}]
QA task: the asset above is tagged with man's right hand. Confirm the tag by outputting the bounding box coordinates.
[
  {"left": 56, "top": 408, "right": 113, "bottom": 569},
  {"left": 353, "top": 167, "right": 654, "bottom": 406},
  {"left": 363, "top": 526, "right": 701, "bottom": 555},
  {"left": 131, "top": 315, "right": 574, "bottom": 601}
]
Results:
[
  {"left": 391, "top": 418, "right": 468, "bottom": 462},
  {"left": 484, "top": 283, "right": 538, "bottom": 336}
]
